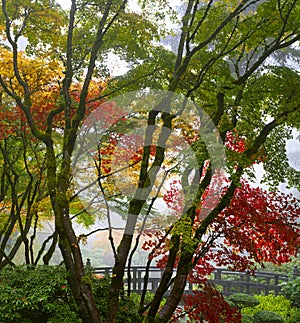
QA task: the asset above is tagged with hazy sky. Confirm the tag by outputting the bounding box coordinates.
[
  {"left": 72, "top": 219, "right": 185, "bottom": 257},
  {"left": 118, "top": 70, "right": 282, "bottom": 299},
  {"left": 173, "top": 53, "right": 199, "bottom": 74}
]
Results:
[{"left": 57, "top": 0, "right": 70, "bottom": 9}]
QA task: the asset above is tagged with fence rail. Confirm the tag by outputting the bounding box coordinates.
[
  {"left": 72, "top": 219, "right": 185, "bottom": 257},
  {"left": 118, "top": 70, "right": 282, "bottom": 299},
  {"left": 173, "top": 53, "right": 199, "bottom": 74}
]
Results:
[{"left": 93, "top": 266, "right": 298, "bottom": 296}]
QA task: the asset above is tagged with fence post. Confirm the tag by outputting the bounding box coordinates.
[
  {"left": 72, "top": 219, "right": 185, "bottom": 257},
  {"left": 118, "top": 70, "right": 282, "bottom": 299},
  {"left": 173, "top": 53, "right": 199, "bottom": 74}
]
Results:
[
  {"left": 245, "top": 272, "right": 250, "bottom": 294},
  {"left": 214, "top": 268, "right": 221, "bottom": 281},
  {"left": 293, "top": 266, "right": 298, "bottom": 278}
]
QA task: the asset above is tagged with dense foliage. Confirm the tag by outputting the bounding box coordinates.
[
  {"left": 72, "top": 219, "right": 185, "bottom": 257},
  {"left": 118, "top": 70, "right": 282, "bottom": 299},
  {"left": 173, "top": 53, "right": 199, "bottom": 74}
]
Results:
[
  {"left": 0, "top": 265, "right": 141, "bottom": 323},
  {"left": 1, "top": 266, "right": 299, "bottom": 323},
  {"left": 229, "top": 293, "right": 300, "bottom": 323},
  {"left": 0, "top": 265, "right": 81, "bottom": 323},
  {"left": 280, "top": 277, "right": 300, "bottom": 308}
]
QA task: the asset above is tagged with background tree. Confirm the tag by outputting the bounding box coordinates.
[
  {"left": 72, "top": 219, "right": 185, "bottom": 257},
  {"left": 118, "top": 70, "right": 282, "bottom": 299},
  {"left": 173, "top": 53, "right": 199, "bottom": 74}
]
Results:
[
  {"left": 0, "top": 130, "right": 49, "bottom": 269},
  {"left": 0, "top": 48, "right": 64, "bottom": 269}
]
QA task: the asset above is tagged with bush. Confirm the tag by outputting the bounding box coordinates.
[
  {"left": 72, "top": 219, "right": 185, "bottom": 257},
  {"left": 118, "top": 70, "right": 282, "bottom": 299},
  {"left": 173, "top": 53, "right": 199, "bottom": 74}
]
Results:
[
  {"left": 241, "top": 313, "right": 254, "bottom": 323},
  {"left": 253, "top": 310, "right": 284, "bottom": 323},
  {"left": 0, "top": 265, "right": 81, "bottom": 323},
  {"left": 0, "top": 265, "right": 142, "bottom": 323},
  {"left": 228, "top": 293, "right": 260, "bottom": 309},
  {"left": 286, "top": 309, "right": 300, "bottom": 323},
  {"left": 280, "top": 277, "right": 300, "bottom": 308},
  {"left": 90, "top": 275, "right": 142, "bottom": 322},
  {"left": 242, "top": 294, "right": 293, "bottom": 319}
]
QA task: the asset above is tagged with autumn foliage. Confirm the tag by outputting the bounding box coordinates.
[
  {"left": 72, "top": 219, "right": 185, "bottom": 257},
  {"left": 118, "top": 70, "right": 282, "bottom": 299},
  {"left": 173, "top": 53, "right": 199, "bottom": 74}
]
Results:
[
  {"left": 85, "top": 110, "right": 300, "bottom": 322},
  {"left": 140, "top": 132, "right": 300, "bottom": 322},
  {"left": 178, "top": 283, "right": 242, "bottom": 323},
  {"left": 0, "top": 48, "right": 107, "bottom": 138},
  {"left": 2, "top": 0, "right": 300, "bottom": 321}
]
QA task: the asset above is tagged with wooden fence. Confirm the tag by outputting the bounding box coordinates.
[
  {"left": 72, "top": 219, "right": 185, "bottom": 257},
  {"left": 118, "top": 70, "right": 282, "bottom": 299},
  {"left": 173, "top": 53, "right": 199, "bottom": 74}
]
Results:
[{"left": 93, "top": 265, "right": 299, "bottom": 296}]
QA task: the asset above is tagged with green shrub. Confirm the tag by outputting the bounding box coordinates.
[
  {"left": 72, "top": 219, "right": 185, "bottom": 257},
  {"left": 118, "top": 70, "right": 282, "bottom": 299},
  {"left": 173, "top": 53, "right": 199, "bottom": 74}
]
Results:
[
  {"left": 280, "top": 277, "right": 300, "bottom": 308},
  {"left": 242, "top": 295, "right": 293, "bottom": 319},
  {"left": 259, "top": 258, "right": 300, "bottom": 275},
  {"left": 0, "top": 265, "right": 81, "bottom": 323},
  {"left": 224, "top": 297, "right": 235, "bottom": 309},
  {"left": 253, "top": 310, "right": 284, "bottom": 323},
  {"left": 286, "top": 308, "right": 300, "bottom": 323},
  {"left": 91, "top": 275, "right": 142, "bottom": 322},
  {"left": 228, "top": 293, "right": 260, "bottom": 309},
  {"left": 241, "top": 313, "right": 254, "bottom": 323},
  {"left": 0, "top": 265, "right": 142, "bottom": 323}
]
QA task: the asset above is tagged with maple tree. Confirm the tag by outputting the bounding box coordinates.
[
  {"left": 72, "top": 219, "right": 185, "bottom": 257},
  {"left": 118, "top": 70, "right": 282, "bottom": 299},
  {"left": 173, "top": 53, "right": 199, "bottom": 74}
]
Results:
[
  {"left": 1, "top": 1, "right": 300, "bottom": 323},
  {"left": 0, "top": 48, "right": 63, "bottom": 268},
  {"left": 73, "top": 88, "right": 300, "bottom": 322},
  {"left": 0, "top": 48, "right": 108, "bottom": 322},
  {"left": 0, "top": 47, "right": 108, "bottom": 268},
  {"left": 103, "top": 1, "right": 300, "bottom": 322},
  {"left": 0, "top": 131, "right": 49, "bottom": 269},
  {"left": 0, "top": 0, "right": 169, "bottom": 322},
  {"left": 142, "top": 176, "right": 300, "bottom": 322}
]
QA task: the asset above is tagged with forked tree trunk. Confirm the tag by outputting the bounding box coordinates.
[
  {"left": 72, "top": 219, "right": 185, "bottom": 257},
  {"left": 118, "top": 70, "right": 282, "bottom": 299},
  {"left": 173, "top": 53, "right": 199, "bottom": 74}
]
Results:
[
  {"left": 106, "top": 199, "right": 145, "bottom": 322},
  {"left": 106, "top": 112, "right": 173, "bottom": 322},
  {"left": 54, "top": 195, "right": 101, "bottom": 323},
  {"left": 106, "top": 234, "right": 134, "bottom": 323},
  {"left": 158, "top": 270, "right": 189, "bottom": 322},
  {"left": 47, "top": 144, "right": 101, "bottom": 323},
  {"left": 146, "top": 235, "right": 180, "bottom": 321}
]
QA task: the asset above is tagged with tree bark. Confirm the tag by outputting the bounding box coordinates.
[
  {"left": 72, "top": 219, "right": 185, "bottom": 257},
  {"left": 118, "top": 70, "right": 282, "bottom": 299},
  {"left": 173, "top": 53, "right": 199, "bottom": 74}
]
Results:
[
  {"left": 157, "top": 254, "right": 192, "bottom": 322},
  {"left": 106, "top": 108, "right": 174, "bottom": 322},
  {"left": 55, "top": 193, "right": 101, "bottom": 323},
  {"left": 106, "top": 234, "right": 133, "bottom": 323},
  {"left": 46, "top": 141, "right": 101, "bottom": 323},
  {"left": 146, "top": 235, "right": 180, "bottom": 322}
]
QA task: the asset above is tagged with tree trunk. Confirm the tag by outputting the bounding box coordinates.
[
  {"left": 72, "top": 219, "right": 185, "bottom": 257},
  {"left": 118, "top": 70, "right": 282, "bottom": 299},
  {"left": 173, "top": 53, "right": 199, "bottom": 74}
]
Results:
[
  {"left": 55, "top": 195, "right": 102, "bottom": 323},
  {"left": 46, "top": 142, "right": 101, "bottom": 323},
  {"left": 158, "top": 272, "right": 188, "bottom": 322},
  {"left": 146, "top": 235, "right": 180, "bottom": 321},
  {"left": 106, "top": 234, "right": 133, "bottom": 323},
  {"left": 157, "top": 253, "right": 192, "bottom": 322},
  {"left": 41, "top": 231, "right": 58, "bottom": 265}
]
